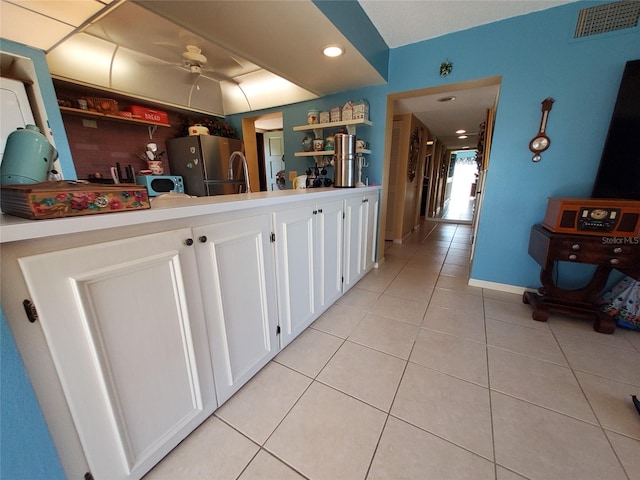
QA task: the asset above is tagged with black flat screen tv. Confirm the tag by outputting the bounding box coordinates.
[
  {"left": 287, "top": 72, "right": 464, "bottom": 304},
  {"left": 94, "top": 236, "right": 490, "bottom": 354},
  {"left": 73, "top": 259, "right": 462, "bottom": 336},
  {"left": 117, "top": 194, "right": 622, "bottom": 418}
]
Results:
[{"left": 591, "top": 59, "right": 640, "bottom": 200}]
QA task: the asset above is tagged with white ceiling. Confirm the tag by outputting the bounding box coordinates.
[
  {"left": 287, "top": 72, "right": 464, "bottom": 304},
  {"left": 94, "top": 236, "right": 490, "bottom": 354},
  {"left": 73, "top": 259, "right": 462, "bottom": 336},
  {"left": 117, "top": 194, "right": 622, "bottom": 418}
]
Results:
[
  {"left": 357, "top": 0, "right": 577, "bottom": 48},
  {"left": 0, "top": 0, "right": 577, "bottom": 146}
]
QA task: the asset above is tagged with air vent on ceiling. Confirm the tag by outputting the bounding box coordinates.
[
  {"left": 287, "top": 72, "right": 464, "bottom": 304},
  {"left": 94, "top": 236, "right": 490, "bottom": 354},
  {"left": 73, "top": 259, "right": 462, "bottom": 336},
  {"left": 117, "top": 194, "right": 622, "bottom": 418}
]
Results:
[{"left": 574, "top": 0, "right": 640, "bottom": 38}]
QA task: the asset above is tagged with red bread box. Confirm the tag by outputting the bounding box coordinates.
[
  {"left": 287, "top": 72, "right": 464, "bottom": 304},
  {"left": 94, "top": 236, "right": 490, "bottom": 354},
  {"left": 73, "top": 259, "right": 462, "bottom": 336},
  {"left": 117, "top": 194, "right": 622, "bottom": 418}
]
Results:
[{"left": 128, "top": 105, "right": 169, "bottom": 124}]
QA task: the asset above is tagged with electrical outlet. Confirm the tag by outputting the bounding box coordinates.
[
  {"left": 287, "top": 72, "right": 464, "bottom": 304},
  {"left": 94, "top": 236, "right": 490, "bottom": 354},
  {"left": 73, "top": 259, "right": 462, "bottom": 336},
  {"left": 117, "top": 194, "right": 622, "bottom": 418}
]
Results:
[{"left": 289, "top": 171, "right": 297, "bottom": 181}]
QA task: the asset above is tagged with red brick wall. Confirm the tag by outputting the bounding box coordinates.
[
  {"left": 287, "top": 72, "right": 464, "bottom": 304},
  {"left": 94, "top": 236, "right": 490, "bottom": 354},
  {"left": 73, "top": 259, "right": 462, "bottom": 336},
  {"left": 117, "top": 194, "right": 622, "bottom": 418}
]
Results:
[
  {"left": 60, "top": 110, "right": 183, "bottom": 180},
  {"left": 53, "top": 81, "right": 234, "bottom": 181}
]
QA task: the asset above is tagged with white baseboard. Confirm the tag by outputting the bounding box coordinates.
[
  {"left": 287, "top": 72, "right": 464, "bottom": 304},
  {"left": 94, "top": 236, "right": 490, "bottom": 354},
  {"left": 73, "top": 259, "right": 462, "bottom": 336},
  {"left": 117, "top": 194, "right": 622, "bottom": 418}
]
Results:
[{"left": 468, "top": 278, "right": 536, "bottom": 295}]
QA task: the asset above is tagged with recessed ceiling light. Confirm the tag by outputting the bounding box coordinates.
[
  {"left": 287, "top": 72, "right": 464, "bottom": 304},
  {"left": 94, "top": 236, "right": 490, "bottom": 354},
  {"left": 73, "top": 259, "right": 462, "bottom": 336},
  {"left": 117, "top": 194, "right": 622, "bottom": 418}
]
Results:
[
  {"left": 323, "top": 44, "right": 345, "bottom": 57},
  {"left": 455, "top": 129, "right": 466, "bottom": 134},
  {"left": 437, "top": 96, "right": 456, "bottom": 102},
  {"left": 458, "top": 135, "right": 468, "bottom": 139}
]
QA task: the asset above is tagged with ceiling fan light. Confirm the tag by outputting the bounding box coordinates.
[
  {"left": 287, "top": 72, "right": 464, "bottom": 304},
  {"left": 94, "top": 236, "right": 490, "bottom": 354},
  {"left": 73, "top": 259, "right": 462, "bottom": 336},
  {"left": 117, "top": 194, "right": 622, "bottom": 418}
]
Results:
[{"left": 323, "top": 44, "right": 345, "bottom": 57}]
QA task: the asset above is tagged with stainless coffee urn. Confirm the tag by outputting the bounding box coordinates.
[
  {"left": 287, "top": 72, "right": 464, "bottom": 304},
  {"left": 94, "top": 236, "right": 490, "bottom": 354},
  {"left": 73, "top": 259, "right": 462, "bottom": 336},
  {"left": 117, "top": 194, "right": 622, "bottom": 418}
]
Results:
[{"left": 333, "top": 133, "right": 356, "bottom": 188}]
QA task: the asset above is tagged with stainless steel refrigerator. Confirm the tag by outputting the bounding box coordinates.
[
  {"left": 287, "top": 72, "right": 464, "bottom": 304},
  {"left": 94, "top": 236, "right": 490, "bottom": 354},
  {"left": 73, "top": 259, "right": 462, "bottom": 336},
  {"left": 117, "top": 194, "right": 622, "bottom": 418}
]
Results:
[{"left": 167, "top": 135, "right": 246, "bottom": 196}]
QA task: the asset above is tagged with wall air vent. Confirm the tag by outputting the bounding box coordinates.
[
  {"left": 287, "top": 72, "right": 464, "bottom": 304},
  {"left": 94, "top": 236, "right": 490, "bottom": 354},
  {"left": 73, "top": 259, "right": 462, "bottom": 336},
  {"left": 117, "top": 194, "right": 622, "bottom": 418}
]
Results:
[{"left": 574, "top": 0, "right": 640, "bottom": 38}]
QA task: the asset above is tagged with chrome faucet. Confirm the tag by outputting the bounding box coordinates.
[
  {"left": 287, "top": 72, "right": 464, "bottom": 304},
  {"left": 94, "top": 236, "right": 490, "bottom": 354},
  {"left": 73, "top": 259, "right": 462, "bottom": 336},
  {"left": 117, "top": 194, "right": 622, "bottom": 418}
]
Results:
[{"left": 228, "top": 151, "right": 251, "bottom": 193}]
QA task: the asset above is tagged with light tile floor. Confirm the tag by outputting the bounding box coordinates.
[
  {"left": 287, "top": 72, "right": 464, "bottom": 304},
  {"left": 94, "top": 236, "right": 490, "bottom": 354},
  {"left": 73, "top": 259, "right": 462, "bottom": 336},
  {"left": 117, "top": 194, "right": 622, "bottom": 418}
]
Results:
[{"left": 145, "top": 221, "right": 640, "bottom": 480}]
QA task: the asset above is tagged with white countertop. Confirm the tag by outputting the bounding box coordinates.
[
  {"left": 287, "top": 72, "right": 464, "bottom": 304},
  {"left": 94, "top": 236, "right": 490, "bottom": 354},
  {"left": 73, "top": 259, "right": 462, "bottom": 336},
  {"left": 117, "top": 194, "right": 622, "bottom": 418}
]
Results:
[{"left": 0, "top": 187, "right": 380, "bottom": 243}]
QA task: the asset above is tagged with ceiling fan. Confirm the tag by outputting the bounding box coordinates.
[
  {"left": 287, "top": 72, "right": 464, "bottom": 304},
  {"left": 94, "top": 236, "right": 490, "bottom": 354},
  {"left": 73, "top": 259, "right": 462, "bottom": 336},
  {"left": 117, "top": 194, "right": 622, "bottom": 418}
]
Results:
[
  {"left": 181, "top": 45, "right": 211, "bottom": 74},
  {"left": 140, "top": 44, "right": 233, "bottom": 82}
]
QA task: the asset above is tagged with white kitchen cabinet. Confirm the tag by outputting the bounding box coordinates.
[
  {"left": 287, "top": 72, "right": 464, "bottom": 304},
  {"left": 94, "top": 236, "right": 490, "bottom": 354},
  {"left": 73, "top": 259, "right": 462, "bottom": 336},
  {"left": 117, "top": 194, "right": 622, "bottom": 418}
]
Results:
[
  {"left": 192, "top": 214, "right": 279, "bottom": 405},
  {"left": 274, "top": 198, "right": 344, "bottom": 347},
  {"left": 343, "top": 191, "right": 379, "bottom": 291},
  {"left": 316, "top": 199, "right": 345, "bottom": 309},
  {"left": 2, "top": 187, "right": 381, "bottom": 480},
  {"left": 17, "top": 229, "right": 217, "bottom": 480},
  {"left": 363, "top": 190, "right": 380, "bottom": 273}
]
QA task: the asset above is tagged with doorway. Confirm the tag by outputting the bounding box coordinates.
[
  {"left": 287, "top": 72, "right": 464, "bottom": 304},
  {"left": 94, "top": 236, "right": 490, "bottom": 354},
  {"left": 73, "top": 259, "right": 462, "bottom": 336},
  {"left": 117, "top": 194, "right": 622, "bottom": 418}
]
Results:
[
  {"left": 263, "top": 131, "right": 285, "bottom": 191},
  {"left": 378, "top": 76, "right": 500, "bottom": 262},
  {"left": 441, "top": 150, "right": 479, "bottom": 223},
  {"left": 240, "top": 112, "right": 284, "bottom": 192}
]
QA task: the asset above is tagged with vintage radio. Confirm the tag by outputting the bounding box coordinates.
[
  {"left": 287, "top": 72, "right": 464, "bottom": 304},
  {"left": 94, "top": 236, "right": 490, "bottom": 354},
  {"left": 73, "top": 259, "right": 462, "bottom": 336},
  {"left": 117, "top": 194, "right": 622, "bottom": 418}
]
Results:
[{"left": 542, "top": 197, "right": 640, "bottom": 236}]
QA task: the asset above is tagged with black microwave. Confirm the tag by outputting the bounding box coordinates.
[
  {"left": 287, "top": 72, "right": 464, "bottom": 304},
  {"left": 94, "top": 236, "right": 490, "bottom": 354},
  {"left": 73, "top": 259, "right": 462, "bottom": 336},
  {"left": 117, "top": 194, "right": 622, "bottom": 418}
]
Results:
[{"left": 135, "top": 175, "right": 184, "bottom": 196}]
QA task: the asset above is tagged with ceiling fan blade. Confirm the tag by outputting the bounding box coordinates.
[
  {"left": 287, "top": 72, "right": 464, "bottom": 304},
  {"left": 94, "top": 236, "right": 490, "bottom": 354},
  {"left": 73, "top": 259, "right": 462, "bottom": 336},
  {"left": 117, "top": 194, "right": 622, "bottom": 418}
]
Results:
[
  {"left": 137, "top": 59, "right": 183, "bottom": 68},
  {"left": 152, "top": 41, "right": 179, "bottom": 47}
]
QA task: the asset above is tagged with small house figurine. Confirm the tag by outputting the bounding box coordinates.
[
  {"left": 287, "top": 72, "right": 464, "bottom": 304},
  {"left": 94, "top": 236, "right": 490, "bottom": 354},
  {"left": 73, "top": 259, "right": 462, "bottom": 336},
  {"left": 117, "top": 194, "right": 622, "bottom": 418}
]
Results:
[
  {"left": 342, "top": 101, "right": 354, "bottom": 121},
  {"left": 330, "top": 106, "right": 341, "bottom": 123},
  {"left": 353, "top": 100, "right": 369, "bottom": 120}
]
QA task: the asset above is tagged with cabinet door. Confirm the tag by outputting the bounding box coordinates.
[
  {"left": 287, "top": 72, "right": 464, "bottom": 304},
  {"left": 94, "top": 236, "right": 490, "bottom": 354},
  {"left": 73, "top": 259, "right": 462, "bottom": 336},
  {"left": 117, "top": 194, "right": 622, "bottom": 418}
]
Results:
[
  {"left": 273, "top": 205, "right": 316, "bottom": 347},
  {"left": 343, "top": 195, "right": 365, "bottom": 292},
  {"left": 193, "top": 214, "right": 279, "bottom": 405},
  {"left": 317, "top": 199, "right": 344, "bottom": 309},
  {"left": 18, "top": 229, "right": 216, "bottom": 480},
  {"left": 363, "top": 191, "right": 379, "bottom": 272}
]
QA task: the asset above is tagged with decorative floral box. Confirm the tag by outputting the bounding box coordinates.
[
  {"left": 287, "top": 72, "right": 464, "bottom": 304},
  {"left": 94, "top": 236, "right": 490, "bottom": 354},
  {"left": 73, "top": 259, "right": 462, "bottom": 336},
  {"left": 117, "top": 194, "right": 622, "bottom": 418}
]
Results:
[{"left": 1, "top": 181, "right": 150, "bottom": 220}]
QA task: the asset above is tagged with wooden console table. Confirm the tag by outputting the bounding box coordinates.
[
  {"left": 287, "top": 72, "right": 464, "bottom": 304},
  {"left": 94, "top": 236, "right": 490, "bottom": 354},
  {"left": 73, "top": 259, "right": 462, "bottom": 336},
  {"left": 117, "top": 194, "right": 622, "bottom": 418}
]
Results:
[{"left": 524, "top": 224, "right": 640, "bottom": 334}]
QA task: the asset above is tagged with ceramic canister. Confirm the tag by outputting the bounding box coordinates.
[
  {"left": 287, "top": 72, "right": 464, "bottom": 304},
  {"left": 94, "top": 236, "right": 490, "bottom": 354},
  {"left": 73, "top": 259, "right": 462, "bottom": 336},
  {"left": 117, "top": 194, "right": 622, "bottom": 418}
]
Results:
[
  {"left": 325, "top": 135, "right": 335, "bottom": 151},
  {"left": 1, "top": 124, "right": 58, "bottom": 185},
  {"left": 189, "top": 124, "right": 209, "bottom": 135},
  {"left": 307, "top": 109, "right": 319, "bottom": 124}
]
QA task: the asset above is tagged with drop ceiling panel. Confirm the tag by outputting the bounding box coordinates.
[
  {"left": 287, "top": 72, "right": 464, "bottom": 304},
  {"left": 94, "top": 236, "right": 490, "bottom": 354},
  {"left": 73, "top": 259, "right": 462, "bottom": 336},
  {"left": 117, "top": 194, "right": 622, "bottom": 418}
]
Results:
[
  {"left": 226, "top": 70, "right": 317, "bottom": 113},
  {"left": 0, "top": 1, "right": 76, "bottom": 50},
  {"left": 46, "top": 33, "right": 115, "bottom": 87},
  {"left": 7, "top": 0, "right": 108, "bottom": 27}
]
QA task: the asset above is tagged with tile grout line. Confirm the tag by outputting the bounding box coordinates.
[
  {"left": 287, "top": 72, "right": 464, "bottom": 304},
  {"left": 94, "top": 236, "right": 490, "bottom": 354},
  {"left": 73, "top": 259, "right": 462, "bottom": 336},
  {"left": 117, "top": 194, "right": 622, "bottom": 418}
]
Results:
[{"left": 547, "top": 324, "right": 634, "bottom": 480}]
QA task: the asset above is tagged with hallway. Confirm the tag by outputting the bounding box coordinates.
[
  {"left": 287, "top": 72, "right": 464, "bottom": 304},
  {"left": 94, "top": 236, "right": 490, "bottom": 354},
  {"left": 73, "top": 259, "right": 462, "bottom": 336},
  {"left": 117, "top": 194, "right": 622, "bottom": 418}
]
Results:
[{"left": 440, "top": 159, "right": 477, "bottom": 223}]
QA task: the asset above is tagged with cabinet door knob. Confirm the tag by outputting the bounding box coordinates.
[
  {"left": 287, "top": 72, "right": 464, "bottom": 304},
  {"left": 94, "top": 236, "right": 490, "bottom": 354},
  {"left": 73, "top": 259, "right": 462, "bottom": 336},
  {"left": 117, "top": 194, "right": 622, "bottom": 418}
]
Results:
[
  {"left": 184, "top": 238, "right": 194, "bottom": 246},
  {"left": 318, "top": 208, "right": 323, "bottom": 213},
  {"left": 568, "top": 254, "right": 577, "bottom": 261},
  {"left": 613, "top": 247, "right": 622, "bottom": 254},
  {"left": 199, "top": 236, "right": 208, "bottom": 243},
  {"left": 571, "top": 244, "right": 580, "bottom": 251},
  {"left": 313, "top": 210, "right": 318, "bottom": 215},
  {"left": 610, "top": 258, "right": 620, "bottom": 265}
]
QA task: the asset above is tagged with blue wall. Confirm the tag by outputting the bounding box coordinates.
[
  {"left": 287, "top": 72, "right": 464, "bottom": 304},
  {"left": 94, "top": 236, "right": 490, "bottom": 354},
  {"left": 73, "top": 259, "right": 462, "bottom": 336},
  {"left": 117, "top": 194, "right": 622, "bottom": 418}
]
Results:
[
  {"left": 1, "top": 40, "right": 71, "bottom": 479},
  {"left": 1, "top": 308, "right": 66, "bottom": 479},
  {"left": 230, "top": 0, "right": 640, "bottom": 290},
  {"left": 384, "top": 1, "right": 639, "bottom": 289}
]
